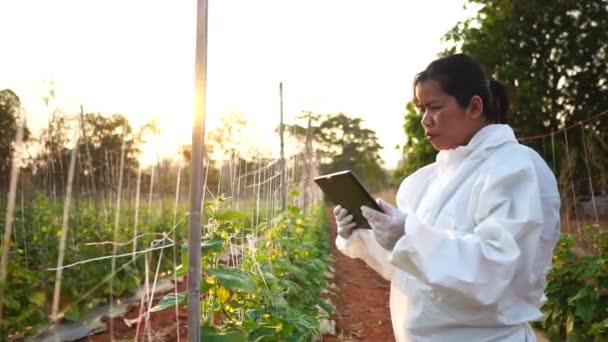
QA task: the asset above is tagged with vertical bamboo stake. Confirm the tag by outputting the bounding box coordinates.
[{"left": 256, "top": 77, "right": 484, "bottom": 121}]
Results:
[
  {"left": 105, "top": 150, "right": 111, "bottom": 203},
  {"left": 21, "top": 180, "right": 28, "bottom": 268},
  {"left": 563, "top": 130, "right": 581, "bottom": 239},
  {"left": 109, "top": 120, "right": 128, "bottom": 337},
  {"left": 188, "top": 0, "right": 208, "bottom": 340},
  {"left": 148, "top": 165, "right": 155, "bottom": 220},
  {"left": 217, "top": 159, "right": 223, "bottom": 196},
  {"left": 580, "top": 123, "right": 599, "bottom": 222},
  {"left": 173, "top": 158, "right": 182, "bottom": 342},
  {"left": 132, "top": 166, "right": 142, "bottom": 262},
  {"left": 174, "top": 159, "right": 182, "bottom": 226},
  {"left": 51, "top": 130, "right": 79, "bottom": 321},
  {"left": 279, "top": 82, "right": 287, "bottom": 211},
  {"left": 303, "top": 113, "right": 313, "bottom": 214},
  {"left": 0, "top": 120, "right": 24, "bottom": 330}
]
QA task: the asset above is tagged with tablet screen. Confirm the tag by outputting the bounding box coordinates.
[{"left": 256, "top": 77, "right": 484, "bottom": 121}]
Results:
[{"left": 314, "top": 170, "right": 382, "bottom": 229}]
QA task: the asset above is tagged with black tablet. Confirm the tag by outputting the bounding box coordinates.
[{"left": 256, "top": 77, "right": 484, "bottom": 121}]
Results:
[{"left": 314, "top": 170, "right": 382, "bottom": 229}]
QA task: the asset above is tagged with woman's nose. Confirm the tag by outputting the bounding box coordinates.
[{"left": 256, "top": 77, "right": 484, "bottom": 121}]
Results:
[{"left": 421, "top": 111, "right": 433, "bottom": 128}]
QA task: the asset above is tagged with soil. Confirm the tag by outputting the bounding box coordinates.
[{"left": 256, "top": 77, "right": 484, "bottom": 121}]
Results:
[
  {"left": 79, "top": 280, "right": 189, "bottom": 342},
  {"left": 322, "top": 207, "right": 395, "bottom": 341}
]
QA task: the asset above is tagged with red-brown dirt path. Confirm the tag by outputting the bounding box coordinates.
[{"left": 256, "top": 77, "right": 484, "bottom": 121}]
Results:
[{"left": 323, "top": 207, "right": 395, "bottom": 341}]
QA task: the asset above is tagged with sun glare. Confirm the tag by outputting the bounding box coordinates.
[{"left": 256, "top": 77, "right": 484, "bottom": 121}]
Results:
[{"left": 0, "top": 0, "right": 471, "bottom": 169}]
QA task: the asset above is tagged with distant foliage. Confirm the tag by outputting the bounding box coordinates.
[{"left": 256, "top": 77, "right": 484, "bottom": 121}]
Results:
[
  {"left": 0, "top": 89, "right": 29, "bottom": 194},
  {"left": 442, "top": 0, "right": 608, "bottom": 193},
  {"left": 286, "top": 112, "right": 387, "bottom": 192},
  {"left": 443, "top": 0, "right": 608, "bottom": 136},
  {"left": 394, "top": 102, "right": 437, "bottom": 181}
]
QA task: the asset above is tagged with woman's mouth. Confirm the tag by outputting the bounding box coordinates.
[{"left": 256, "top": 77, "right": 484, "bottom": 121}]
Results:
[{"left": 426, "top": 133, "right": 438, "bottom": 141}]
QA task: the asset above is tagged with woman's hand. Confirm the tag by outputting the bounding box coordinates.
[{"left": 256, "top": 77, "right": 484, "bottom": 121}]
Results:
[
  {"left": 333, "top": 205, "right": 357, "bottom": 238},
  {"left": 361, "top": 200, "right": 407, "bottom": 251}
]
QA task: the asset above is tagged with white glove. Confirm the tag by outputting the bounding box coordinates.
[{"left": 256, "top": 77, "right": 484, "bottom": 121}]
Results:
[
  {"left": 333, "top": 205, "right": 357, "bottom": 238},
  {"left": 361, "top": 199, "right": 407, "bottom": 251}
]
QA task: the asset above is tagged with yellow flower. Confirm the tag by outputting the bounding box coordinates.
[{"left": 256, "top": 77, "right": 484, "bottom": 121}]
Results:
[{"left": 217, "top": 286, "right": 230, "bottom": 303}]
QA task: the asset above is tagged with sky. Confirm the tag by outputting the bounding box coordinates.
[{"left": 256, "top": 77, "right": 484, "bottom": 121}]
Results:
[{"left": 0, "top": 0, "right": 473, "bottom": 169}]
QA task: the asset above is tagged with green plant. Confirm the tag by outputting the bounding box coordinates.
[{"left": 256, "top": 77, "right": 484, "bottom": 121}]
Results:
[
  {"left": 0, "top": 194, "right": 188, "bottom": 338},
  {"left": 174, "top": 198, "right": 333, "bottom": 341},
  {"left": 540, "top": 224, "right": 608, "bottom": 341}
]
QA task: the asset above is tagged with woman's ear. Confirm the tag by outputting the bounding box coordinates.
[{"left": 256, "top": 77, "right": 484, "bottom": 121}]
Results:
[{"left": 467, "top": 95, "right": 484, "bottom": 119}]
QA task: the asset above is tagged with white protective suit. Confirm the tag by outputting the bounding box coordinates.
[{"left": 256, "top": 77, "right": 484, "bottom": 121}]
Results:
[{"left": 336, "top": 124, "right": 560, "bottom": 342}]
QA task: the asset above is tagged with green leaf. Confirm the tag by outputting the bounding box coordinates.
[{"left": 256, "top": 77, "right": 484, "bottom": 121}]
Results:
[
  {"left": 202, "top": 237, "right": 225, "bottom": 254},
  {"left": 201, "top": 278, "right": 214, "bottom": 293},
  {"left": 574, "top": 301, "right": 594, "bottom": 323},
  {"left": 4, "top": 296, "right": 21, "bottom": 311},
  {"left": 201, "top": 325, "right": 246, "bottom": 342},
  {"left": 568, "top": 289, "right": 587, "bottom": 305},
  {"left": 246, "top": 309, "right": 265, "bottom": 321},
  {"left": 288, "top": 206, "right": 301, "bottom": 216},
  {"left": 64, "top": 305, "right": 81, "bottom": 321},
  {"left": 216, "top": 210, "right": 249, "bottom": 221},
  {"left": 175, "top": 264, "right": 187, "bottom": 277},
  {"left": 317, "top": 298, "right": 335, "bottom": 314},
  {"left": 247, "top": 327, "right": 276, "bottom": 342},
  {"left": 29, "top": 291, "right": 46, "bottom": 308},
  {"left": 209, "top": 266, "right": 256, "bottom": 293},
  {"left": 287, "top": 328, "right": 309, "bottom": 342},
  {"left": 150, "top": 292, "right": 186, "bottom": 312}
]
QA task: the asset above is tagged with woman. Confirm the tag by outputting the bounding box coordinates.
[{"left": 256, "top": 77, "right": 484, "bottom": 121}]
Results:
[{"left": 334, "top": 54, "right": 560, "bottom": 341}]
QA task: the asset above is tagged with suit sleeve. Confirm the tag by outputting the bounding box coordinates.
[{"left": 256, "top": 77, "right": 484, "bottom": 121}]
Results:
[{"left": 336, "top": 229, "right": 395, "bottom": 281}]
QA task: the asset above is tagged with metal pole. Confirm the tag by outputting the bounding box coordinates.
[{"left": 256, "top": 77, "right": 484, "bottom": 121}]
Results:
[
  {"left": 188, "top": 0, "right": 208, "bottom": 341},
  {"left": 279, "top": 82, "right": 287, "bottom": 211}
]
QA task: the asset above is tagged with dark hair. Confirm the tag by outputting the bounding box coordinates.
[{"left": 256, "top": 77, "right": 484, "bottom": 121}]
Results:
[{"left": 413, "top": 53, "right": 511, "bottom": 124}]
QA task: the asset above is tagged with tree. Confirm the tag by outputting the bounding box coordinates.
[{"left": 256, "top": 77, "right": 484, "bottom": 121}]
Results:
[
  {"left": 287, "top": 113, "right": 387, "bottom": 192},
  {"left": 34, "top": 112, "right": 142, "bottom": 200},
  {"left": 442, "top": 0, "right": 608, "bottom": 194},
  {"left": 0, "top": 89, "right": 29, "bottom": 194},
  {"left": 208, "top": 112, "right": 247, "bottom": 161},
  {"left": 180, "top": 113, "right": 249, "bottom": 198},
  {"left": 394, "top": 102, "right": 437, "bottom": 180},
  {"left": 443, "top": 0, "right": 608, "bottom": 135}
]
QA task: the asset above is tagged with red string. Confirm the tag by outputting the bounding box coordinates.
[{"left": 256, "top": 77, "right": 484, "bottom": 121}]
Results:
[{"left": 517, "top": 110, "right": 608, "bottom": 142}]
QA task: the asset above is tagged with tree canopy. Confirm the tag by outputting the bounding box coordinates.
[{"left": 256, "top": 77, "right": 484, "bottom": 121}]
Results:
[
  {"left": 287, "top": 113, "right": 386, "bottom": 192},
  {"left": 394, "top": 102, "right": 437, "bottom": 181},
  {"left": 397, "top": 0, "right": 608, "bottom": 185},
  {"left": 0, "top": 89, "right": 29, "bottom": 193}
]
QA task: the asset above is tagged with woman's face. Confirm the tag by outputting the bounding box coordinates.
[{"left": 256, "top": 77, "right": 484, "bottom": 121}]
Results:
[{"left": 415, "top": 80, "right": 485, "bottom": 151}]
